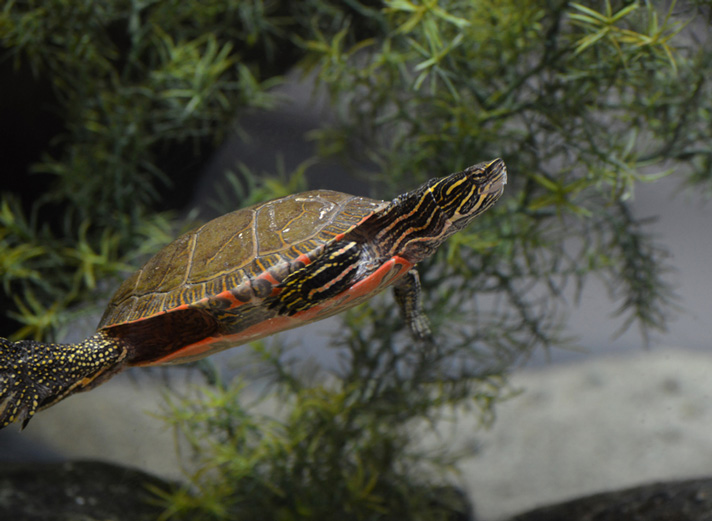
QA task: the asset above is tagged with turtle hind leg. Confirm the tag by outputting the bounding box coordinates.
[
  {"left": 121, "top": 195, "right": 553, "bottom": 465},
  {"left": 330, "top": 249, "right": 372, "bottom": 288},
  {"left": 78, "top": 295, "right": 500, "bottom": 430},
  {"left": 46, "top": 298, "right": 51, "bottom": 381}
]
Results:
[
  {"left": 0, "top": 333, "right": 127, "bottom": 429},
  {"left": 393, "top": 269, "right": 433, "bottom": 343}
]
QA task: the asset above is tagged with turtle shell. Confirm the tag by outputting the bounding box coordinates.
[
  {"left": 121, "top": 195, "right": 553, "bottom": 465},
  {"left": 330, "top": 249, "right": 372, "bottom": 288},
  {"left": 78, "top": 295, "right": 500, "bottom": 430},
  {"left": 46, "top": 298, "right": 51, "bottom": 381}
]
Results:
[{"left": 98, "top": 190, "right": 404, "bottom": 366}]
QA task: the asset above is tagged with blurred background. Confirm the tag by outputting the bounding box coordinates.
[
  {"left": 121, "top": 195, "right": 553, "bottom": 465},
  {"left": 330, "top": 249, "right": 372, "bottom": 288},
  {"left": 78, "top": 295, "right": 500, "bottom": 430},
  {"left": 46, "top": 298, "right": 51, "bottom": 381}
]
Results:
[{"left": 1, "top": 2, "right": 711, "bottom": 520}]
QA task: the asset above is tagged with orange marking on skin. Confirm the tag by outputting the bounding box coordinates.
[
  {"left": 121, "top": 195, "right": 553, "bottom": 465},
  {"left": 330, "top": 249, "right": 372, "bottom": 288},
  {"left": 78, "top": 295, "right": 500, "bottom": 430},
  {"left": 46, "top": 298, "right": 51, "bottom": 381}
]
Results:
[
  {"left": 296, "top": 253, "right": 313, "bottom": 265},
  {"left": 258, "top": 271, "right": 281, "bottom": 287}
]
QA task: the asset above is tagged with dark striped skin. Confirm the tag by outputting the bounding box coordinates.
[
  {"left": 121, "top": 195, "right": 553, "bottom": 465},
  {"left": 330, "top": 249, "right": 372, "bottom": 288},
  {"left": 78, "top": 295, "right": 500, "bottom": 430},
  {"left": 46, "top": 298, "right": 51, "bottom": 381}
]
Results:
[
  {"left": 345, "top": 158, "right": 506, "bottom": 262},
  {"left": 271, "top": 241, "right": 362, "bottom": 315},
  {"left": 0, "top": 158, "right": 506, "bottom": 428}
]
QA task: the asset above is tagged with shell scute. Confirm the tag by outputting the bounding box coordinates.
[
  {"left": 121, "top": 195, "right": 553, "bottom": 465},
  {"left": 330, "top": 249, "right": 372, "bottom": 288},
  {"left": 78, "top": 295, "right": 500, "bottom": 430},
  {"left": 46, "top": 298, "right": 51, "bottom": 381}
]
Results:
[
  {"left": 99, "top": 191, "right": 385, "bottom": 333},
  {"left": 143, "top": 233, "right": 194, "bottom": 293},
  {"left": 188, "top": 208, "right": 254, "bottom": 284}
]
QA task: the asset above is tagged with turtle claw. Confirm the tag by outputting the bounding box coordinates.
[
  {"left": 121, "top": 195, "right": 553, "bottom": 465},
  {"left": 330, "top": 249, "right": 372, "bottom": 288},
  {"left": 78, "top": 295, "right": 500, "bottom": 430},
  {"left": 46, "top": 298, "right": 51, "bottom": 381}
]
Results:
[
  {"left": 0, "top": 338, "right": 44, "bottom": 429},
  {"left": 0, "top": 385, "right": 37, "bottom": 430},
  {"left": 409, "top": 313, "right": 434, "bottom": 344}
]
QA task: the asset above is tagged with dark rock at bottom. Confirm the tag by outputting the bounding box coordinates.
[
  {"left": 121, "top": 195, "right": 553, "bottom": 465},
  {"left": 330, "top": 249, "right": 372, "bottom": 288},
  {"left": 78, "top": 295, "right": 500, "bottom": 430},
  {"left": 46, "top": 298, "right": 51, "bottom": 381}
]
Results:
[
  {"left": 508, "top": 478, "right": 712, "bottom": 521},
  {"left": 3, "top": 459, "right": 712, "bottom": 521},
  {"left": 0, "top": 460, "right": 176, "bottom": 521}
]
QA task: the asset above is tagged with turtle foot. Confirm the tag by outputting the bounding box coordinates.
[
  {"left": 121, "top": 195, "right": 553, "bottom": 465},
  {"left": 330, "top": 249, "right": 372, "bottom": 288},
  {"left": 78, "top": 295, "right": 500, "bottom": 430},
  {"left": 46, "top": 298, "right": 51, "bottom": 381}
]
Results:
[
  {"left": 0, "top": 337, "right": 47, "bottom": 428},
  {"left": 392, "top": 269, "right": 435, "bottom": 344},
  {"left": 0, "top": 334, "right": 127, "bottom": 429}
]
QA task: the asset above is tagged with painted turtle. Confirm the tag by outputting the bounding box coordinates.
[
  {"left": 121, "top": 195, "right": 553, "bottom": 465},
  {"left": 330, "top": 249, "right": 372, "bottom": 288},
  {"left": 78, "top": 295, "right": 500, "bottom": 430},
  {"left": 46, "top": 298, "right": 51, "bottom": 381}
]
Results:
[{"left": 0, "top": 158, "right": 506, "bottom": 428}]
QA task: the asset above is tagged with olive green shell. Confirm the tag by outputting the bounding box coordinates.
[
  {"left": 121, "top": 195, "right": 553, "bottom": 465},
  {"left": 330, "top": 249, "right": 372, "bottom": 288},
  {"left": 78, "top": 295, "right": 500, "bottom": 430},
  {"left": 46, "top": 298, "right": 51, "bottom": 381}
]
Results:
[{"left": 100, "top": 190, "right": 385, "bottom": 329}]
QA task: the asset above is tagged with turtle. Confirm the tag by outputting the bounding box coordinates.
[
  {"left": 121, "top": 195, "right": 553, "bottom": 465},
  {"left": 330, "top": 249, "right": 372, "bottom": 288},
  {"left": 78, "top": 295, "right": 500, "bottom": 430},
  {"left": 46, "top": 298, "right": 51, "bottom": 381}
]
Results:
[{"left": 0, "top": 158, "right": 506, "bottom": 429}]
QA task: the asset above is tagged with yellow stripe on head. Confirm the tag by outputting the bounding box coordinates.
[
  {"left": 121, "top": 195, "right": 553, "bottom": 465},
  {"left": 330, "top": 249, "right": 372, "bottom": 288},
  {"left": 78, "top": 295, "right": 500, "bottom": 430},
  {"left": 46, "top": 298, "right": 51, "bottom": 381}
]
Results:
[{"left": 445, "top": 177, "right": 468, "bottom": 196}]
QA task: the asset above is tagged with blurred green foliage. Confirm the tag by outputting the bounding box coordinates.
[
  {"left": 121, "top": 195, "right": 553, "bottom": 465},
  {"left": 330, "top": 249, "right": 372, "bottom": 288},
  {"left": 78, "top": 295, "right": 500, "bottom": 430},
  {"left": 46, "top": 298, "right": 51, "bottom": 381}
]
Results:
[
  {"left": 155, "top": 375, "right": 481, "bottom": 521},
  {"left": 2, "top": 0, "right": 712, "bottom": 519}
]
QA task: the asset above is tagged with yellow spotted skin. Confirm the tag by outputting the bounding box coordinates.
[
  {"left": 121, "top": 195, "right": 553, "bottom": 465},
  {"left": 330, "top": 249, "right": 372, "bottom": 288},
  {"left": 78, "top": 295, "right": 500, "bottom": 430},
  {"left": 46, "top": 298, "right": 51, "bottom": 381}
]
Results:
[{"left": 0, "top": 334, "right": 127, "bottom": 428}]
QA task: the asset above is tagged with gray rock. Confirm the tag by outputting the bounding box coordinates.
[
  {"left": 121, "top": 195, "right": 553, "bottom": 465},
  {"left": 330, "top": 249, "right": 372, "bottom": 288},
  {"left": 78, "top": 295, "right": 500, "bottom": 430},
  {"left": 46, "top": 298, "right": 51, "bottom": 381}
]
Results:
[
  {"left": 507, "top": 478, "right": 712, "bottom": 521},
  {"left": 0, "top": 460, "right": 176, "bottom": 521}
]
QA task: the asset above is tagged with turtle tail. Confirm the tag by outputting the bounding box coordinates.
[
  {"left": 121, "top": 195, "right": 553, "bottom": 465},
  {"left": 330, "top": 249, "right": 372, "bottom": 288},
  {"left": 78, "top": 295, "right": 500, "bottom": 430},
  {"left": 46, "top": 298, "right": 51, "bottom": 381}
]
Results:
[{"left": 0, "top": 333, "right": 128, "bottom": 429}]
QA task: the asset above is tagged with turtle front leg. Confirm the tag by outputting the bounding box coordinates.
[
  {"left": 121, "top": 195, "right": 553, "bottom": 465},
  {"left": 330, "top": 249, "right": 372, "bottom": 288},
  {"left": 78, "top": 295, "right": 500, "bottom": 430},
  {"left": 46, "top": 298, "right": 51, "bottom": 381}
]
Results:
[
  {"left": 393, "top": 269, "right": 433, "bottom": 342},
  {"left": 271, "top": 240, "right": 362, "bottom": 315},
  {"left": 0, "top": 333, "right": 127, "bottom": 429}
]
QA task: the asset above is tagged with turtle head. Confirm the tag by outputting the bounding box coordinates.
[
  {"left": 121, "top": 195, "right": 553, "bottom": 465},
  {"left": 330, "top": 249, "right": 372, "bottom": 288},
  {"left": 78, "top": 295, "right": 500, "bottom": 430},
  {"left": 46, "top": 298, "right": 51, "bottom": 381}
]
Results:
[
  {"left": 344, "top": 158, "right": 506, "bottom": 264},
  {"left": 429, "top": 157, "right": 507, "bottom": 232}
]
